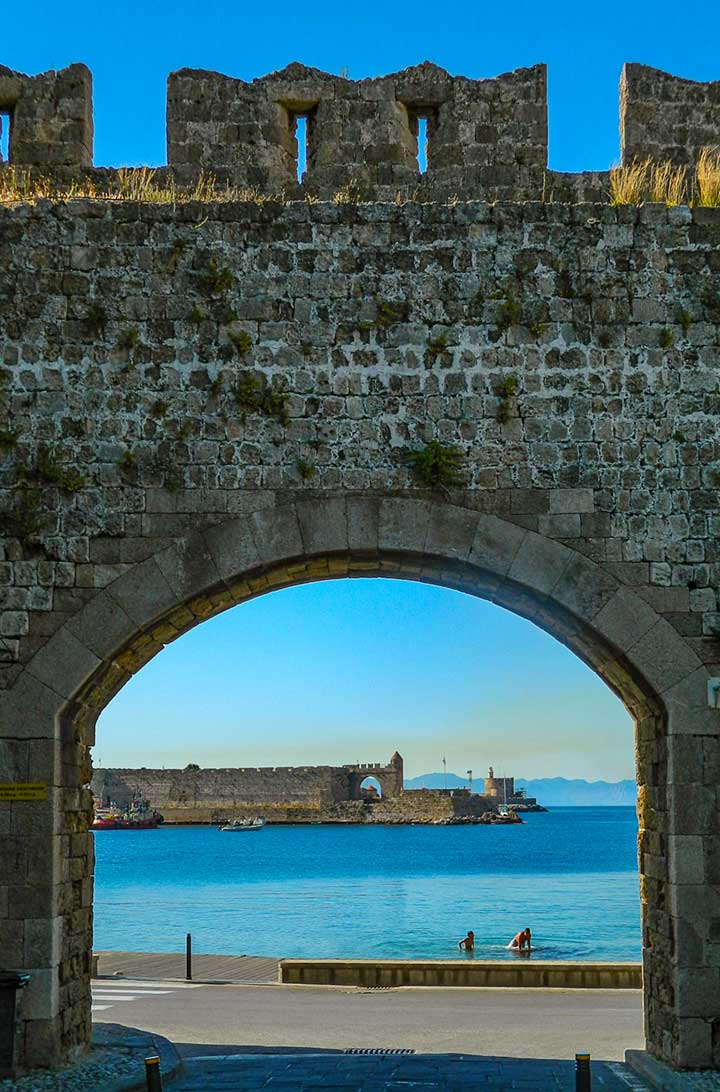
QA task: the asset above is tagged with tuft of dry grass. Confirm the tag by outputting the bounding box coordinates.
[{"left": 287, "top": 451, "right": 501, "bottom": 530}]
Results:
[
  {"left": 696, "top": 147, "right": 720, "bottom": 207},
  {"left": 609, "top": 158, "right": 689, "bottom": 207},
  {"left": 0, "top": 166, "right": 279, "bottom": 207},
  {"left": 610, "top": 148, "right": 720, "bottom": 208}
]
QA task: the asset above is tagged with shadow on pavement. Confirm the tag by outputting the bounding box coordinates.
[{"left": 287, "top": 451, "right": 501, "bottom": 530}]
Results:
[{"left": 169, "top": 1044, "right": 648, "bottom": 1090}]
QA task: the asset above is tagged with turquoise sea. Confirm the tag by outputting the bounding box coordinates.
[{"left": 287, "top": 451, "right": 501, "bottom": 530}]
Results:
[{"left": 93, "top": 806, "right": 641, "bottom": 962}]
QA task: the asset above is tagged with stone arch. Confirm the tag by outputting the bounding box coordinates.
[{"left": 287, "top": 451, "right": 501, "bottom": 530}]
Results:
[{"left": 2, "top": 495, "right": 717, "bottom": 1070}]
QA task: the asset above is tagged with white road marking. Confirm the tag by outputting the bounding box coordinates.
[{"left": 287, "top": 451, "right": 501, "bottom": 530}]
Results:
[{"left": 92, "top": 979, "right": 205, "bottom": 1015}]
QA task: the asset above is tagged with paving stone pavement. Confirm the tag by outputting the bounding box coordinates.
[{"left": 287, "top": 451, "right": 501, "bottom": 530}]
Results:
[{"left": 169, "top": 1052, "right": 649, "bottom": 1090}]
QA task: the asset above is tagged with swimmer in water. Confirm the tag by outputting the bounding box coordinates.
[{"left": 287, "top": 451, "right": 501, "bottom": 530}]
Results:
[
  {"left": 507, "top": 927, "right": 532, "bottom": 953},
  {"left": 458, "top": 930, "right": 475, "bottom": 952}
]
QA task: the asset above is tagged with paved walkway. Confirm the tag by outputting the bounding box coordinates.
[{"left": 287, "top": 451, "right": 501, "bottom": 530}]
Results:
[
  {"left": 95, "top": 950, "right": 279, "bottom": 983},
  {"left": 169, "top": 1052, "right": 649, "bottom": 1090}
]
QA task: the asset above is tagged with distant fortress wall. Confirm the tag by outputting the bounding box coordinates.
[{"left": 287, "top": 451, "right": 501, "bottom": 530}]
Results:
[{"left": 91, "top": 752, "right": 406, "bottom": 822}]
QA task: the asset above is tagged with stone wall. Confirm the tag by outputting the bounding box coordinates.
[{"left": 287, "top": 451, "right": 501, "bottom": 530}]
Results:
[
  {"left": 1, "top": 200, "right": 720, "bottom": 680},
  {"left": 0, "top": 63, "right": 92, "bottom": 169},
  {"left": 167, "top": 62, "right": 547, "bottom": 201},
  {"left": 621, "top": 64, "right": 720, "bottom": 166},
  {"left": 2, "top": 60, "right": 720, "bottom": 203},
  {"left": 0, "top": 112, "right": 720, "bottom": 1070},
  {"left": 92, "top": 764, "right": 352, "bottom": 815}
]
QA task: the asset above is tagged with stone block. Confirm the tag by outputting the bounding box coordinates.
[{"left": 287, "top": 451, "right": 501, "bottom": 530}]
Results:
[
  {"left": 548, "top": 488, "right": 594, "bottom": 514},
  {"left": 65, "top": 591, "right": 135, "bottom": 661},
  {"left": 105, "top": 557, "right": 179, "bottom": 628},
  {"left": 296, "top": 497, "right": 348, "bottom": 555},
  {"left": 346, "top": 497, "right": 379, "bottom": 553},
  {"left": 250, "top": 505, "right": 304, "bottom": 567},
  {"left": 0, "top": 673, "right": 59, "bottom": 740},
  {"left": 25, "top": 628, "right": 101, "bottom": 702},
  {"left": 154, "top": 535, "right": 223, "bottom": 602},
  {"left": 24, "top": 916, "right": 63, "bottom": 966},
  {"left": 627, "top": 620, "right": 702, "bottom": 697},
  {"left": 425, "top": 504, "right": 480, "bottom": 562},
  {"left": 668, "top": 835, "right": 705, "bottom": 885},
  {"left": 551, "top": 553, "right": 618, "bottom": 623},
  {"left": 378, "top": 498, "right": 431, "bottom": 554},
  {"left": 594, "top": 589, "right": 659, "bottom": 653},
  {"left": 507, "top": 531, "right": 573, "bottom": 596},
  {"left": 19, "top": 966, "right": 60, "bottom": 1020},
  {"left": 468, "top": 515, "right": 526, "bottom": 577},
  {"left": 204, "top": 516, "right": 260, "bottom": 584}
]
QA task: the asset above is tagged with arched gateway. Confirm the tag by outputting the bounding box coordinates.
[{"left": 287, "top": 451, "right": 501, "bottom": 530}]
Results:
[
  {"left": 2, "top": 497, "right": 718, "bottom": 1071},
  {"left": 1, "top": 58, "right": 720, "bottom": 1076}
]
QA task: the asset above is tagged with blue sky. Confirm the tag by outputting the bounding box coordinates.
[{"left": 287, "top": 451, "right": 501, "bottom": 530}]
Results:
[
  {"left": 5, "top": 0, "right": 719, "bottom": 172},
  {"left": 11, "top": 2, "right": 708, "bottom": 778},
  {"left": 96, "top": 579, "right": 634, "bottom": 780}
]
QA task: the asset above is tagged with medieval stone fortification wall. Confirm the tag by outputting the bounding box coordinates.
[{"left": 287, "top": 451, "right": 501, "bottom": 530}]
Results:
[
  {"left": 1, "top": 199, "right": 720, "bottom": 679},
  {"left": 1, "top": 55, "right": 720, "bottom": 1074},
  {"left": 1, "top": 60, "right": 720, "bottom": 199},
  {"left": 91, "top": 755, "right": 405, "bottom": 822}
]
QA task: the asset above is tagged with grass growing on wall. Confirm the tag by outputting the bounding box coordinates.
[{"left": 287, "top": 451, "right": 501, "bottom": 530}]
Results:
[
  {"left": 0, "top": 167, "right": 270, "bottom": 206},
  {"left": 610, "top": 149, "right": 720, "bottom": 207}
]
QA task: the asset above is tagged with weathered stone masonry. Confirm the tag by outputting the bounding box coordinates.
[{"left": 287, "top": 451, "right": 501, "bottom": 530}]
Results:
[
  {"left": 0, "top": 58, "right": 720, "bottom": 1075},
  {"left": 91, "top": 754, "right": 407, "bottom": 823}
]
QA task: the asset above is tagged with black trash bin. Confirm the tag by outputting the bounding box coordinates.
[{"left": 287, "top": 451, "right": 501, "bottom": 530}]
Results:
[{"left": 0, "top": 972, "right": 30, "bottom": 1078}]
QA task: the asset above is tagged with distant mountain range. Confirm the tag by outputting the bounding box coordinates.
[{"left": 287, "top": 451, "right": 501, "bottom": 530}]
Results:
[{"left": 404, "top": 773, "right": 637, "bottom": 807}]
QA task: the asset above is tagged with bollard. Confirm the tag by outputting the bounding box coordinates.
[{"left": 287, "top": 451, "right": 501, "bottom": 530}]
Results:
[
  {"left": 575, "top": 1053, "right": 591, "bottom": 1092},
  {"left": 145, "top": 1055, "right": 163, "bottom": 1092},
  {"left": 185, "top": 933, "right": 192, "bottom": 981}
]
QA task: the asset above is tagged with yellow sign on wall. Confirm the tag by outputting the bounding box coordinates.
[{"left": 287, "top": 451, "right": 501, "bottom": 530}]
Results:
[{"left": 0, "top": 782, "right": 48, "bottom": 801}]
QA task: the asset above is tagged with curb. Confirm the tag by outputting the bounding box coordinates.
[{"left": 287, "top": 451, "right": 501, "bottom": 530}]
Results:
[
  {"left": 92, "top": 1023, "right": 183, "bottom": 1091},
  {"left": 625, "top": 1050, "right": 719, "bottom": 1091}
]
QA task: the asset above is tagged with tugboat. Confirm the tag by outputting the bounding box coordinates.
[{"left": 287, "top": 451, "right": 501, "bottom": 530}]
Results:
[
  {"left": 92, "top": 794, "right": 164, "bottom": 830},
  {"left": 219, "top": 817, "right": 266, "bottom": 832}
]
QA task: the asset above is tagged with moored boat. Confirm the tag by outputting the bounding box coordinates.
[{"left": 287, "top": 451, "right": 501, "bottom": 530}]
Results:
[{"left": 219, "top": 817, "right": 266, "bottom": 832}]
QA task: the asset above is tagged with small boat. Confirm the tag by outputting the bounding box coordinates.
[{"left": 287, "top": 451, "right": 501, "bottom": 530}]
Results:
[{"left": 219, "top": 817, "right": 266, "bottom": 832}]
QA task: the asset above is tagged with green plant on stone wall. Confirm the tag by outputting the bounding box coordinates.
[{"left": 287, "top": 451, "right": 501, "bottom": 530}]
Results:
[
  {"left": 377, "top": 300, "right": 405, "bottom": 327},
  {"left": 678, "top": 309, "right": 692, "bottom": 338},
  {"left": 497, "top": 295, "right": 522, "bottom": 333},
  {"left": 198, "top": 259, "right": 234, "bottom": 297},
  {"left": 177, "top": 420, "right": 193, "bottom": 441},
  {"left": 426, "top": 331, "right": 449, "bottom": 362},
  {"left": 0, "top": 484, "right": 44, "bottom": 541},
  {"left": 117, "top": 450, "right": 137, "bottom": 477},
  {"left": 659, "top": 328, "right": 675, "bottom": 349},
  {"left": 529, "top": 320, "right": 546, "bottom": 339},
  {"left": 32, "top": 444, "right": 85, "bottom": 493},
  {"left": 404, "top": 439, "right": 465, "bottom": 492},
  {"left": 0, "top": 428, "right": 19, "bottom": 452},
  {"left": 117, "top": 326, "right": 140, "bottom": 353},
  {"left": 228, "top": 329, "right": 252, "bottom": 355},
  {"left": 496, "top": 376, "right": 518, "bottom": 424},
  {"left": 296, "top": 458, "right": 316, "bottom": 481},
  {"left": 234, "top": 371, "right": 290, "bottom": 426},
  {"left": 188, "top": 305, "right": 205, "bottom": 325},
  {"left": 151, "top": 399, "right": 169, "bottom": 417}
]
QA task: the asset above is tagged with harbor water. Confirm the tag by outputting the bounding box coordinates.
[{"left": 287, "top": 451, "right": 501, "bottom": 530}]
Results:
[{"left": 94, "top": 806, "right": 640, "bottom": 962}]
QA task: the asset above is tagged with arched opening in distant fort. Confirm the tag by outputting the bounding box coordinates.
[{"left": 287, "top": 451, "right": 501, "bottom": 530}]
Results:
[{"left": 359, "top": 776, "right": 382, "bottom": 799}]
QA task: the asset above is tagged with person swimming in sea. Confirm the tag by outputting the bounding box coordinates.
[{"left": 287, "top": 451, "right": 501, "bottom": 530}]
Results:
[
  {"left": 458, "top": 930, "right": 475, "bottom": 952},
  {"left": 507, "top": 927, "right": 532, "bottom": 953}
]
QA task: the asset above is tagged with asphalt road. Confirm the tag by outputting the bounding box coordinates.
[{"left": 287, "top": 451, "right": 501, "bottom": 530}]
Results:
[{"left": 94, "top": 979, "right": 644, "bottom": 1062}]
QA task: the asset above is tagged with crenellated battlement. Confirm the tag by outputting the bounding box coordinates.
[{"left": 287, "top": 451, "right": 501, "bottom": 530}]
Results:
[{"left": 1, "top": 60, "right": 719, "bottom": 202}]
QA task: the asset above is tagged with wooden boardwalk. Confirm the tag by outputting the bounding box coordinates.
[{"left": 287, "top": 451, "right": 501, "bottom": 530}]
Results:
[{"left": 94, "top": 950, "right": 279, "bottom": 984}]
